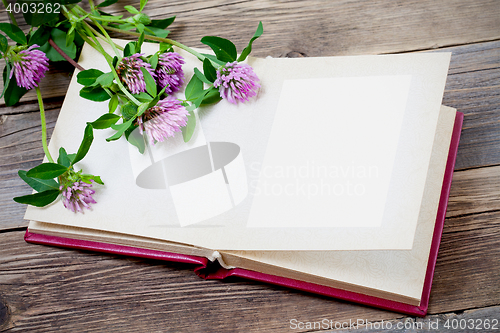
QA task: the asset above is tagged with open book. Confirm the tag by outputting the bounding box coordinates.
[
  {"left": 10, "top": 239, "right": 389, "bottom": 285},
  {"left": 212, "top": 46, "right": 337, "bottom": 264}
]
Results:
[{"left": 23, "top": 41, "right": 462, "bottom": 316}]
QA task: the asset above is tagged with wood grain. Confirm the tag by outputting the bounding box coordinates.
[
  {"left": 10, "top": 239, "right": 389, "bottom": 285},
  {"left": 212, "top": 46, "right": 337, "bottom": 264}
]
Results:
[
  {"left": 0, "top": 97, "right": 63, "bottom": 117},
  {"left": 91, "top": 0, "right": 500, "bottom": 57},
  {"left": 1, "top": 0, "right": 500, "bottom": 106},
  {"left": 440, "top": 40, "right": 500, "bottom": 170},
  {"left": 0, "top": 206, "right": 499, "bottom": 331},
  {"left": 0, "top": 61, "right": 75, "bottom": 109},
  {"left": 0, "top": 108, "right": 59, "bottom": 230},
  {"left": 310, "top": 305, "right": 500, "bottom": 332},
  {"left": 0, "top": 0, "right": 499, "bottom": 330},
  {"left": 0, "top": 231, "right": 401, "bottom": 332},
  {"left": 430, "top": 212, "right": 500, "bottom": 314},
  {"left": 446, "top": 165, "right": 500, "bottom": 218}
]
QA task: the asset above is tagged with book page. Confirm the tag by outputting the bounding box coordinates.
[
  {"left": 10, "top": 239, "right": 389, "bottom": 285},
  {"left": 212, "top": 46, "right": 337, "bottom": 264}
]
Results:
[
  {"left": 247, "top": 75, "right": 411, "bottom": 228},
  {"left": 24, "top": 41, "right": 451, "bottom": 250},
  {"left": 223, "top": 105, "right": 457, "bottom": 302}
]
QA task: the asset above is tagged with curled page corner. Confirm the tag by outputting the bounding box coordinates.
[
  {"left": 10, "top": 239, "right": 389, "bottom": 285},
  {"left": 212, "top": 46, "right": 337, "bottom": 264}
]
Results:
[{"left": 208, "top": 251, "right": 236, "bottom": 270}]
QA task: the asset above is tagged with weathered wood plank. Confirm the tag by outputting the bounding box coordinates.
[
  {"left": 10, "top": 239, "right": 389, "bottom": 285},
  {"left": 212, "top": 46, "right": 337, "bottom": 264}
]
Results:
[
  {"left": 0, "top": 60, "right": 76, "bottom": 109},
  {"left": 0, "top": 97, "right": 63, "bottom": 117},
  {"left": 0, "top": 231, "right": 400, "bottom": 332},
  {"left": 0, "top": 206, "right": 499, "bottom": 331},
  {"left": 0, "top": 1, "right": 498, "bottom": 330},
  {"left": 430, "top": 211, "right": 500, "bottom": 314},
  {"left": 0, "top": 109, "right": 59, "bottom": 230},
  {"left": 111, "top": 0, "right": 500, "bottom": 57},
  {"left": 446, "top": 165, "right": 500, "bottom": 218},
  {"left": 445, "top": 85, "right": 500, "bottom": 170},
  {"left": 317, "top": 305, "right": 500, "bottom": 332},
  {"left": 1, "top": 0, "right": 499, "bottom": 106},
  {"left": 445, "top": 40, "right": 500, "bottom": 75},
  {"left": 437, "top": 40, "right": 500, "bottom": 170}
]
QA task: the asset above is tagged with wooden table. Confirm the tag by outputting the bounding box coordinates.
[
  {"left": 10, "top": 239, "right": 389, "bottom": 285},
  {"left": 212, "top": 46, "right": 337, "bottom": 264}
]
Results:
[{"left": 1, "top": 1, "right": 499, "bottom": 331}]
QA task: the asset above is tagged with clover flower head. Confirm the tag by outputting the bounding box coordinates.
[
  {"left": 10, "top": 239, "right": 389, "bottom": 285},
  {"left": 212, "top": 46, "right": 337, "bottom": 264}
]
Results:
[
  {"left": 155, "top": 52, "right": 185, "bottom": 94},
  {"left": 137, "top": 97, "right": 189, "bottom": 145},
  {"left": 116, "top": 53, "right": 155, "bottom": 94},
  {"left": 213, "top": 61, "right": 260, "bottom": 104},
  {"left": 60, "top": 180, "right": 96, "bottom": 213},
  {"left": 8, "top": 44, "right": 49, "bottom": 90}
]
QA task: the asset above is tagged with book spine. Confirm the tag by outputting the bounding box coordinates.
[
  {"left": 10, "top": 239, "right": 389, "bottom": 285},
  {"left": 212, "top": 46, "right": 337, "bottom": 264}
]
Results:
[
  {"left": 417, "top": 111, "right": 464, "bottom": 313},
  {"left": 24, "top": 231, "right": 209, "bottom": 267}
]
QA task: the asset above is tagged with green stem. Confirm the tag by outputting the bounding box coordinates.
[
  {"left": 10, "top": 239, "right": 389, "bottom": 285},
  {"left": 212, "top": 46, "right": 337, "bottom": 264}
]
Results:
[
  {"left": 81, "top": 23, "right": 141, "bottom": 106},
  {"left": 36, "top": 87, "right": 54, "bottom": 163},
  {"left": 88, "top": 18, "right": 122, "bottom": 57},
  {"left": 62, "top": 6, "right": 99, "bottom": 52},
  {"left": 82, "top": 22, "right": 112, "bottom": 62},
  {"left": 88, "top": 14, "right": 124, "bottom": 23},
  {"left": 76, "top": 31, "right": 99, "bottom": 50},
  {"left": 103, "top": 86, "right": 113, "bottom": 98},
  {"left": 2, "top": 0, "right": 18, "bottom": 26},
  {"left": 111, "top": 69, "right": 142, "bottom": 106},
  {"left": 85, "top": 21, "right": 124, "bottom": 51},
  {"left": 66, "top": 6, "right": 123, "bottom": 52},
  {"left": 75, "top": 5, "right": 123, "bottom": 23},
  {"left": 97, "top": 24, "right": 206, "bottom": 62},
  {"left": 75, "top": 4, "right": 205, "bottom": 62},
  {"left": 49, "top": 39, "right": 85, "bottom": 71}
]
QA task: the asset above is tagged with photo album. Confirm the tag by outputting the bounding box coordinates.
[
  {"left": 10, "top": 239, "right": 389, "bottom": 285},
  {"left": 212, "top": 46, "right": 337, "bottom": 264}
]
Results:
[{"left": 23, "top": 40, "right": 462, "bottom": 316}]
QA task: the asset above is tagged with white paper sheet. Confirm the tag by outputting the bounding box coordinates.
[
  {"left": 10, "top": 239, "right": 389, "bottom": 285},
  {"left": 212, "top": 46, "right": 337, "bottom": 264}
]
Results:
[{"left": 24, "top": 40, "right": 451, "bottom": 250}]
